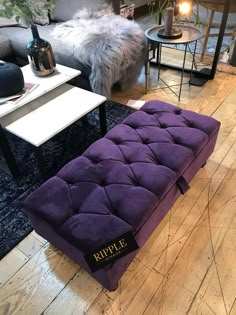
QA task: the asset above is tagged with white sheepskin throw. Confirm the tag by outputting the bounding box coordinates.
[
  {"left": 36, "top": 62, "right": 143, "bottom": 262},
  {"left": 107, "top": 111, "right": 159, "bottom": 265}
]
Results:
[{"left": 52, "top": 6, "right": 147, "bottom": 98}]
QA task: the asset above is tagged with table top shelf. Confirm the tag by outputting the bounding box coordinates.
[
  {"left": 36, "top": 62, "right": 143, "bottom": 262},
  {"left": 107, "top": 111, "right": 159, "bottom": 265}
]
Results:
[
  {"left": 0, "top": 64, "right": 80, "bottom": 119},
  {"left": 145, "top": 24, "right": 203, "bottom": 45},
  {"left": 5, "top": 84, "right": 106, "bottom": 147}
]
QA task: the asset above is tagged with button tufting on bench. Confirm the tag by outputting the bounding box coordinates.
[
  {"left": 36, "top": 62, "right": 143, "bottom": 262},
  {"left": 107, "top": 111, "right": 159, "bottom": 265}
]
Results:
[
  {"left": 175, "top": 109, "right": 182, "bottom": 115},
  {"left": 24, "top": 99, "right": 220, "bottom": 291}
]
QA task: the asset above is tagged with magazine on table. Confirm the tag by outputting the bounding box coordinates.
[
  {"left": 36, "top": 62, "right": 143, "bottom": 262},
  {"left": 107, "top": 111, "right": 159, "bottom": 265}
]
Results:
[{"left": 0, "top": 82, "right": 39, "bottom": 105}]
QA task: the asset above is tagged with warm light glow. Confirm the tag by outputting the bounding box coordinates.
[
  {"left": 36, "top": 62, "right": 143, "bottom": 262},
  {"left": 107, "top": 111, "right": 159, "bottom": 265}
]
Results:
[{"left": 178, "top": 2, "right": 191, "bottom": 15}]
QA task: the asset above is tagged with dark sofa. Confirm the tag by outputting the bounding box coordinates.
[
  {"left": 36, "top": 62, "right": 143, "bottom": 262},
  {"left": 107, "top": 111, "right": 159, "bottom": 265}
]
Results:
[{"left": 0, "top": 0, "right": 120, "bottom": 91}]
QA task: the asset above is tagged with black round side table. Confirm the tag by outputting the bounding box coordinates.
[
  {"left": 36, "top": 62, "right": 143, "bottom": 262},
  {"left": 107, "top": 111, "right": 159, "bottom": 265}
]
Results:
[{"left": 144, "top": 24, "right": 203, "bottom": 101}]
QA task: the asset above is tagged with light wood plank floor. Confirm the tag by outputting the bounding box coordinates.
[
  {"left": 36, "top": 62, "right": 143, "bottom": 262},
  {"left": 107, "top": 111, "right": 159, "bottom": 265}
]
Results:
[{"left": 0, "top": 51, "right": 236, "bottom": 315}]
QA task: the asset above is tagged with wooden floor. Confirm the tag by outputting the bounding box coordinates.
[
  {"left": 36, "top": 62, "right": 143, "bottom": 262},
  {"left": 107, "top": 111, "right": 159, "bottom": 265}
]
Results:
[{"left": 1, "top": 51, "right": 236, "bottom": 315}]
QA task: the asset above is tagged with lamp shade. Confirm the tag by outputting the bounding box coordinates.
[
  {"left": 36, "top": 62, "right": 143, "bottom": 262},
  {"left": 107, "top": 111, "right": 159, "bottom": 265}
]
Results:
[{"left": 0, "top": 62, "right": 24, "bottom": 97}]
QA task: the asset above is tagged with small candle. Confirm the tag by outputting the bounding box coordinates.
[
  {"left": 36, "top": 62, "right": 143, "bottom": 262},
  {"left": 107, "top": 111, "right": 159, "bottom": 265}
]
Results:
[{"left": 165, "top": 7, "right": 174, "bottom": 35}]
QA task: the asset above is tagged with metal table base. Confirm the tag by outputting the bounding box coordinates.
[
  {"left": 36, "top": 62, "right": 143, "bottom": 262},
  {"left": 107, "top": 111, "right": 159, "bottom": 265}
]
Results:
[
  {"left": 145, "top": 41, "right": 198, "bottom": 102},
  {"left": 144, "top": 24, "right": 203, "bottom": 102}
]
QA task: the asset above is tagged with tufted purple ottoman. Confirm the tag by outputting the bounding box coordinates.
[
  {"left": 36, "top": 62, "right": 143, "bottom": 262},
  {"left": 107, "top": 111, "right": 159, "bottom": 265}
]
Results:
[{"left": 24, "top": 100, "right": 220, "bottom": 291}]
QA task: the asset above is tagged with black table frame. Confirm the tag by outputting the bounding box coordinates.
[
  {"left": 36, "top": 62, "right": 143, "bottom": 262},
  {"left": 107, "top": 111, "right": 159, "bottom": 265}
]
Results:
[
  {"left": 145, "top": 24, "right": 202, "bottom": 101},
  {"left": 0, "top": 124, "right": 20, "bottom": 176},
  {"left": 0, "top": 101, "right": 107, "bottom": 178},
  {"left": 145, "top": 40, "right": 198, "bottom": 101},
  {"left": 153, "top": 0, "right": 233, "bottom": 81}
]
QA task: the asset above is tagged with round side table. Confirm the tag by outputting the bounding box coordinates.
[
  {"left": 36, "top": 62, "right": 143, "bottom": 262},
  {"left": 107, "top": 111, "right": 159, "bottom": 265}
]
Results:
[{"left": 144, "top": 24, "right": 203, "bottom": 101}]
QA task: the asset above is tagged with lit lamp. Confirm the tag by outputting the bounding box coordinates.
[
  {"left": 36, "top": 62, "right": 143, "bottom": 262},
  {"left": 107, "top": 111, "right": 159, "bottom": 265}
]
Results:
[{"left": 158, "top": 0, "right": 192, "bottom": 39}]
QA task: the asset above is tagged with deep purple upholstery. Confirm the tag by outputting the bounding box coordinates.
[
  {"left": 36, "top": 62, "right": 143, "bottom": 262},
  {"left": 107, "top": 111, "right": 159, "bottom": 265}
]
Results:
[{"left": 24, "top": 100, "right": 220, "bottom": 290}]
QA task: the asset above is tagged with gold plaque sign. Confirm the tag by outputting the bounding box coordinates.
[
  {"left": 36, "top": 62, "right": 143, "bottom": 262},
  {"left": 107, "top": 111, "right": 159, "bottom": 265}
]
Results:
[{"left": 84, "top": 232, "right": 139, "bottom": 272}]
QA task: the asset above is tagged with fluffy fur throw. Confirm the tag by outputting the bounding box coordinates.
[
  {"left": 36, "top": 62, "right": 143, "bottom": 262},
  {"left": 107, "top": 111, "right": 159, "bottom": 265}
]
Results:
[{"left": 52, "top": 6, "right": 147, "bottom": 98}]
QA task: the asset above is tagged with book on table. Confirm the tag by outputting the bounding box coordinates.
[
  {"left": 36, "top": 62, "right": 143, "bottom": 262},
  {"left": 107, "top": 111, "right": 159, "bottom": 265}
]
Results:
[{"left": 0, "top": 82, "right": 39, "bottom": 105}]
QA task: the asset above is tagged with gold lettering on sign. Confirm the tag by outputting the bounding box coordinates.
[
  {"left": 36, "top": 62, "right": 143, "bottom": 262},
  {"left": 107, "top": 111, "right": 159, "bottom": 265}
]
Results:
[
  {"left": 119, "top": 238, "right": 128, "bottom": 248},
  {"left": 93, "top": 252, "right": 102, "bottom": 262},
  {"left": 113, "top": 243, "right": 121, "bottom": 252},
  {"left": 93, "top": 237, "right": 130, "bottom": 263},
  {"left": 103, "top": 248, "right": 109, "bottom": 257},
  {"left": 108, "top": 245, "right": 115, "bottom": 254}
]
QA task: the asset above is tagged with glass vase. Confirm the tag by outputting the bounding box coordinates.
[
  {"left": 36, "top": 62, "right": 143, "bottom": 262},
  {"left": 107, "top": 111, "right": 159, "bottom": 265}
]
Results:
[{"left": 26, "top": 24, "right": 56, "bottom": 76}]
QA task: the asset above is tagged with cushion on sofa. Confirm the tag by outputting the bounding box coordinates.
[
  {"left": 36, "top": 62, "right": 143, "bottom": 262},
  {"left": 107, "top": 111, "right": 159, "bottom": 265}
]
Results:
[
  {"left": 0, "top": 24, "right": 61, "bottom": 60},
  {"left": 50, "top": 0, "right": 118, "bottom": 22}
]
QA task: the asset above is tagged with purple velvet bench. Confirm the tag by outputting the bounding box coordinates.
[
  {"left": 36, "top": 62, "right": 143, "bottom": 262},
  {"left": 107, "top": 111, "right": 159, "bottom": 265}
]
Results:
[{"left": 24, "top": 100, "right": 220, "bottom": 291}]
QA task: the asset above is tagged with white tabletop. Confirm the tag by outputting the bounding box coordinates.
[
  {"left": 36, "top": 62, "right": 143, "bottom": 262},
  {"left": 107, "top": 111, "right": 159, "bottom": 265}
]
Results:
[
  {"left": 0, "top": 64, "right": 80, "bottom": 119},
  {"left": 5, "top": 84, "right": 106, "bottom": 147}
]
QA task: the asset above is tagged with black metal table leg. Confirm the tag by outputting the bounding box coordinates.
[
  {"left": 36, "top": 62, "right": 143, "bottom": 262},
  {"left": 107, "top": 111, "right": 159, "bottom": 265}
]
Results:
[
  {"left": 81, "top": 116, "right": 89, "bottom": 129},
  {"left": 189, "top": 40, "right": 198, "bottom": 87},
  {"left": 158, "top": 43, "right": 162, "bottom": 82},
  {"left": 145, "top": 41, "right": 150, "bottom": 94},
  {"left": 99, "top": 102, "right": 107, "bottom": 136},
  {"left": 178, "top": 43, "right": 188, "bottom": 102},
  {"left": 34, "top": 147, "right": 48, "bottom": 179},
  {"left": 0, "top": 124, "right": 20, "bottom": 177},
  {"left": 146, "top": 25, "right": 203, "bottom": 100}
]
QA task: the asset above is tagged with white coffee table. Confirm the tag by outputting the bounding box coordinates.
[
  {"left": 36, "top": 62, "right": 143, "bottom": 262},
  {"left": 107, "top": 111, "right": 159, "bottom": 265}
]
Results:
[
  {"left": 4, "top": 84, "right": 106, "bottom": 177},
  {"left": 0, "top": 63, "right": 80, "bottom": 176},
  {"left": 0, "top": 64, "right": 107, "bottom": 177},
  {"left": 0, "top": 63, "right": 80, "bottom": 118},
  {"left": 5, "top": 84, "right": 106, "bottom": 147}
]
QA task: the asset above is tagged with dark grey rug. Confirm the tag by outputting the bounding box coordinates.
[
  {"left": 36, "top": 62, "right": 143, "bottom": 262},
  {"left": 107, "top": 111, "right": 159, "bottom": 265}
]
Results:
[{"left": 0, "top": 101, "right": 135, "bottom": 259}]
